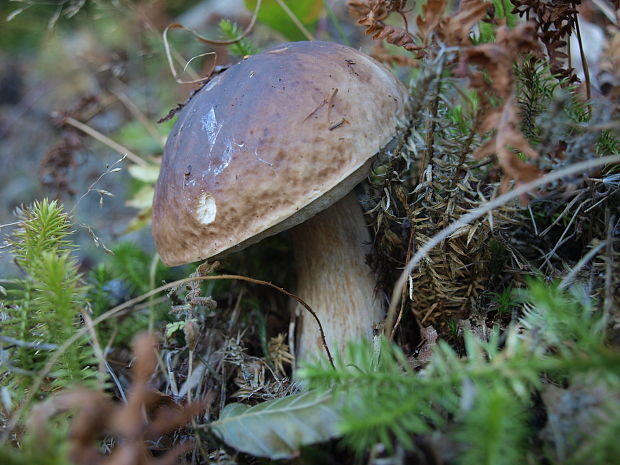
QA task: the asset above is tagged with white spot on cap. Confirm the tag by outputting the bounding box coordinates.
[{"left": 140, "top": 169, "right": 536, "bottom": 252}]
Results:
[
  {"left": 201, "top": 107, "right": 222, "bottom": 146},
  {"left": 196, "top": 193, "right": 217, "bottom": 225}
]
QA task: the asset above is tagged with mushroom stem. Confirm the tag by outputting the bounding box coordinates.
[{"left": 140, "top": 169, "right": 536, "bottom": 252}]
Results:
[{"left": 291, "top": 191, "right": 385, "bottom": 362}]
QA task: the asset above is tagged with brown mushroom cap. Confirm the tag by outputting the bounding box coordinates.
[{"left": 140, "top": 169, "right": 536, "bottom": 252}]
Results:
[{"left": 153, "top": 41, "right": 409, "bottom": 266}]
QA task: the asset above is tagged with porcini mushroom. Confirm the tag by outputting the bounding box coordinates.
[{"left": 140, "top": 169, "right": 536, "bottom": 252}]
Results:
[{"left": 153, "top": 41, "right": 409, "bottom": 361}]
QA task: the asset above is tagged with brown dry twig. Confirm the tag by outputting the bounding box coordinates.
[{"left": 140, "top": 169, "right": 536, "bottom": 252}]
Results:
[{"left": 29, "top": 333, "right": 204, "bottom": 465}]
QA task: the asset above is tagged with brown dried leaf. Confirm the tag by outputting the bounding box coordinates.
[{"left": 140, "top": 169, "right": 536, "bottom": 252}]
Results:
[
  {"left": 474, "top": 96, "right": 541, "bottom": 185},
  {"left": 438, "top": 0, "right": 490, "bottom": 46},
  {"left": 416, "top": 0, "right": 446, "bottom": 43},
  {"left": 371, "top": 40, "right": 419, "bottom": 67}
]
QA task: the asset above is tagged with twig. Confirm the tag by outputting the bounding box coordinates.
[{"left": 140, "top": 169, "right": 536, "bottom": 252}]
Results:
[
  {"left": 419, "top": 72, "right": 442, "bottom": 184},
  {"left": 63, "top": 117, "right": 147, "bottom": 166},
  {"left": 384, "top": 154, "right": 620, "bottom": 339},
  {"left": 0, "top": 335, "right": 57, "bottom": 351},
  {"left": 541, "top": 200, "right": 584, "bottom": 269},
  {"left": 537, "top": 191, "right": 585, "bottom": 237},
  {"left": 574, "top": 14, "right": 591, "bottom": 100},
  {"left": 0, "top": 221, "right": 21, "bottom": 230},
  {"left": 105, "top": 359, "right": 128, "bottom": 404},
  {"left": 576, "top": 120, "right": 620, "bottom": 131},
  {"left": 603, "top": 211, "right": 617, "bottom": 322}
]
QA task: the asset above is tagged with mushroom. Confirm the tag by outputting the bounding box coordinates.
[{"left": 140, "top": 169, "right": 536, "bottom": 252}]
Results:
[{"left": 153, "top": 41, "right": 409, "bottom": 361}]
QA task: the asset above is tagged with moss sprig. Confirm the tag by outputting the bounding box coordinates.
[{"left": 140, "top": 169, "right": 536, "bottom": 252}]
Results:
[{"left": 1, "top": 199, "right": 98, "bottom": 402}]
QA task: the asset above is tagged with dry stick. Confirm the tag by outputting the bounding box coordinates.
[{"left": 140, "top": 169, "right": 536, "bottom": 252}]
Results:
[
  {"left": 574, "top": 13, "right": 591, "bottom": 100},
  {"left": 1, "top": 274, "right": 331, "bottom": 442},
  {"left": 384, "top": 154, "right": 620, "bottom": 339},
  {"left": 559, "top": 240, "right": 607, "bottom": 290},
  {"left": 274, "top": 0, "right": 315, "bottom": 41},
  {"left": 603, "top": 211, "right": 617, "bottom": 322},
  {"left": 63, "top": 117, "right": 147, "bottom": 166}
]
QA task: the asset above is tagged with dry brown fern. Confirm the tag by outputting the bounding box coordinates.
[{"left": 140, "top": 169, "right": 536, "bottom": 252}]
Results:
[
  {"left": 347, "top": 0, "right": 421, "bottom": 53},
  {"left": 458, "top": 22, "right": 543, "bottom": 187},
  {"left": 511, "top": 0, "right": 582, "bottom": 82},
  {"left": 437, "top": 0, "right": 491, "bottom": 46},
  {"left": 29, "top": 334, "right": 204, "bottom": 465}
]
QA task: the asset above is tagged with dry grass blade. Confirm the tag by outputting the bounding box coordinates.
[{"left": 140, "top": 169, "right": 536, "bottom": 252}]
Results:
[
  {"left": 62, "top": 116, "right": 147, "bottom": 166},
  {"left": 162, "top": 0, "right": 263, "bottom": 84},
  {"left": 274, "top": 0, "right": 314, "bottom": 40}
]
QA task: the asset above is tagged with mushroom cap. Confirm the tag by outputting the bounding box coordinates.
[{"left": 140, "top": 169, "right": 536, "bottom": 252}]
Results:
[{"left": 153, "top": 40, "right": 409, "bottom": 266}]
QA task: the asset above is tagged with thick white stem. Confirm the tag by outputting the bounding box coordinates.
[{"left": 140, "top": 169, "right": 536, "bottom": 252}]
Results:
[{"left": 292, "top": 191, "right": 385, "bottom": 362}]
